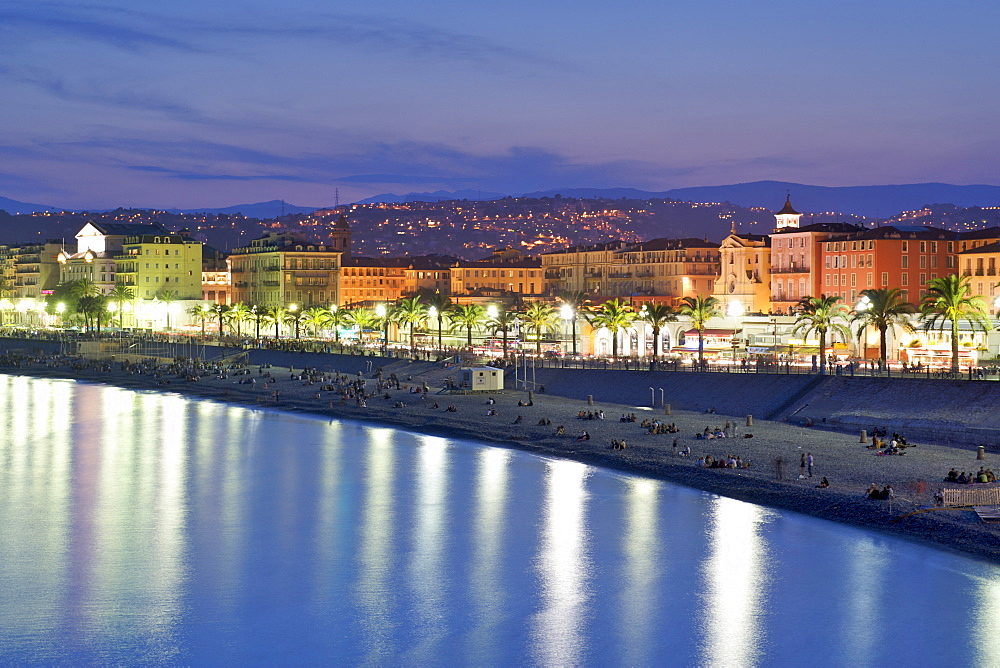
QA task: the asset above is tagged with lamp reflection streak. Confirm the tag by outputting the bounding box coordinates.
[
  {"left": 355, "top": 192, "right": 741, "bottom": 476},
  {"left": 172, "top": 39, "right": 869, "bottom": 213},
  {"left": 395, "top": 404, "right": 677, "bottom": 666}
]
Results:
[
  {"left": 408, "top": 436, "right": 450, "bottom": 660},
  {"left": 467, "top": 447, "right": 512, "bottom": 663},
  {"left": 701, "top": 496, "right": 769, "bottom": 668},
  {"left": 355, "top": 428, "right": 397, "bottom": 663},
  {"left": 619, "top": 478, "right": 660, "bottom": 666},
  {"left": 841, "top": 539, "right": 888, "bottom": 665},
  {"left": 531, "top": 460, "right": 591, "bottom": 667}
]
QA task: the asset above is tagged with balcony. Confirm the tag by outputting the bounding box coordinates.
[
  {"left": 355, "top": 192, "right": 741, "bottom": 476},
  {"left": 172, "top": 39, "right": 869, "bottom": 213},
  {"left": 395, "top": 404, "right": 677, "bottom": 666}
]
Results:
[{"left": 770, "top": 266, "right": 809, "bottom": 274}]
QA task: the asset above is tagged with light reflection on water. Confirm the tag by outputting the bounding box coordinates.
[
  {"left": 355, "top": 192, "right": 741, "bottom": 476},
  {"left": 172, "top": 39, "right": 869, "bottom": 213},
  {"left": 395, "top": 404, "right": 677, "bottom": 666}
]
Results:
[{"left": 2, "top": 375, "right": 1000, "bottom": 665}]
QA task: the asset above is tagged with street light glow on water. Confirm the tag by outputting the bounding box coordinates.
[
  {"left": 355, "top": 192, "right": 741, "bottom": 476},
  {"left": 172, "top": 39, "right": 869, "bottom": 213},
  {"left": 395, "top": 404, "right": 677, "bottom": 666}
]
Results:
[{"left": 0, "top": 374, "right": 998, "bottom": 664}]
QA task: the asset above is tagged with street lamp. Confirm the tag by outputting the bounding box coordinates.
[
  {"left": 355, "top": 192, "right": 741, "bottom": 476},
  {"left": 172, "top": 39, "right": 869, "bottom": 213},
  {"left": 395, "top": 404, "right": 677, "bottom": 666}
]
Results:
[
  {"left": 201, "top": 303, "right": 212, "bottom": 337},
  {"left": 487, "top": 304, "right": 498, "bottom": 319},
  {"left": 289, "top": 303, "right": 300, "bottom": 339},
  {"left": 727, "top": 300, "right": 744, "bottom": 362},
  {"left": 428, "top": 305, "right": 440, "bottom": 353},
  {"left": 55, "top": 302, "right": 66, "bottom": 327},
  {"left": 375, "top": 303, "right": 388, "bottom": 354},
  {"left": 560, "top": 303, "right": 577, "bottom": 357}
]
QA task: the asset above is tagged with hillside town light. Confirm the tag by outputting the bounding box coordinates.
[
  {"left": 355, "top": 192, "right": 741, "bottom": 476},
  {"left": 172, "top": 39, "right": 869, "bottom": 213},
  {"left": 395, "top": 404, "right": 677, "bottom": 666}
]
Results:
[{"left": 487, "top": 304, "right": 498, "bottom": 319}]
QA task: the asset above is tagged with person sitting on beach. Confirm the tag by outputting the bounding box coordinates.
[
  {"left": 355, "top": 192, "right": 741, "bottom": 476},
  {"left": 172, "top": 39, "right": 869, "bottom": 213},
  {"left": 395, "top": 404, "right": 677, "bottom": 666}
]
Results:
[
  {"left": 431, "top": 402, "right": 439, "bottom": 409},
  {"left": 816, "top": 477, "right": 830, "bottom": 488},
  {"left": 865, "top": 483, "right": 879, "bottom": 499},
  {"left": 679, "top": 444, "right": 691, "bottom": 456},
  {"left": 958, "top": 471, "right": 969, "bottom": 484},
  {"left": 555, "top": 425, "right": 565, "bottom": 436},
  {"left": 445, "top": 405, "right": 458, "bottom": 413},
  {"left": 513, "top": 415, "right": 523, "bottom": 424},
  {"left": 946, "top": 468, "right": 959, "bottom": 482},
  {"left": 696, "top": 457, "right": 705, "bottom": 467},
  {"left": 576, "top": 430, "right": 590, "bottom": 441}
]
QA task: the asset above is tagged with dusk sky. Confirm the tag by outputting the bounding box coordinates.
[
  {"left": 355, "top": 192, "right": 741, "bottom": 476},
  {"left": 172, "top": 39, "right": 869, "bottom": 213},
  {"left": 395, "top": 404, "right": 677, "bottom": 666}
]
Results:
[{"left": 3, "top": 0, "right": 999, "bottom": 209}]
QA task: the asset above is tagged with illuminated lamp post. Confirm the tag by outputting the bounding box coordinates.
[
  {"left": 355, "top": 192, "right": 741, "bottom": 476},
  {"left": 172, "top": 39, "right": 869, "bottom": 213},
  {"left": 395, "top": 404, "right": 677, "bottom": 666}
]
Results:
[
  {"left": 56, "top": 301, "right": 66, "bottom": 327},
  {"left": 289, "top": 302, "right": 300, "bottom": 339},
  {"left": 375, "top": 303, "right": 388, "bottom": 355},
  {"left": 201, "top": 303, "right": 212, "bottom": 337},
  {"left": 428, "top": 306, "right": 438, "bottom": 353},
  {"left": 106, "top": 301, "right": 116, "bottom": 329},
  {"left": 727, "top": 299, "right": 744, "bottom": 362},
  {"left": 855, "top": 295, "right": 871, "bottom": 365},
  {"left": 560, "top": 303, "right": 577, "bottom": 357}
]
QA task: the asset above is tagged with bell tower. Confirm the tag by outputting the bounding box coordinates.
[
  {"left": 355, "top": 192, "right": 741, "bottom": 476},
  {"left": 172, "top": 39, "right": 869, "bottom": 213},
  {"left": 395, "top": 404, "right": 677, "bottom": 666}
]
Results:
[
  {"left": 774, "top": 195, "right": 802, "bottom": 231},
  {"left": 330, "top": 214, "right": 352, "bottom": 258}
]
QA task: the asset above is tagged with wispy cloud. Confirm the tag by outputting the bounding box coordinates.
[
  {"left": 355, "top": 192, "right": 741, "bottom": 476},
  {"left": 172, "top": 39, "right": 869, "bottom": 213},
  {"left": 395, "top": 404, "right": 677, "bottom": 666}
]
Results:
[{"left": 0, "top": 2, "right": 564, "bottom": 69}]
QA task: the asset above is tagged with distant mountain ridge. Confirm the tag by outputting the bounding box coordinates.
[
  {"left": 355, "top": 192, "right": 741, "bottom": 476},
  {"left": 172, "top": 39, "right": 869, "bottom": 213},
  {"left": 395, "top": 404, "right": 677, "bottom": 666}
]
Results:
[
  {"left": 8, "top": 181, "right": 1000, "bottom": 219},
  {"left": 363, "top": 181, "right": 1000, "bottom": 218},
  {"left": 0, "top": 195, "right": 59, "bottom": 214}
]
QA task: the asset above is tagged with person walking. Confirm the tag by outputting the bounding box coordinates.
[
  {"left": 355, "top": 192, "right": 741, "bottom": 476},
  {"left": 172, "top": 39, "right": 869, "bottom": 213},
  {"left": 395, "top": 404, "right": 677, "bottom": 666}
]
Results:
[{"left": 807, "top": 452, "right": 814, "bottom": 477}]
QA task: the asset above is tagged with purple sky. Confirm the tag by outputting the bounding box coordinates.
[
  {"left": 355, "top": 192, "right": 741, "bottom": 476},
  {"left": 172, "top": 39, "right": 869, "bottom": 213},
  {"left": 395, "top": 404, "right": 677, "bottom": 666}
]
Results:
[{"left": 3, "top": 0, "right": 999, "bottom": 209}]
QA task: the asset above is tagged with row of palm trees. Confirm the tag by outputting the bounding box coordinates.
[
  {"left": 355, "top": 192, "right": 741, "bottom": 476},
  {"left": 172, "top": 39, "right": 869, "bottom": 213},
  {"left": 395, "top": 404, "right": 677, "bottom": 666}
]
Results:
[{"left": 790, "top": 274, "right": 993, "bottom": 374}]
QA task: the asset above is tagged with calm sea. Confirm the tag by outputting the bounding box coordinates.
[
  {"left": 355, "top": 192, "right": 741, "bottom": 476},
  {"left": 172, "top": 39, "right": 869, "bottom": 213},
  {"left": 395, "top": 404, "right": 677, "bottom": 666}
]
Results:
[{"left": 0, "top": 374, "right": 997, "bottom": 666}]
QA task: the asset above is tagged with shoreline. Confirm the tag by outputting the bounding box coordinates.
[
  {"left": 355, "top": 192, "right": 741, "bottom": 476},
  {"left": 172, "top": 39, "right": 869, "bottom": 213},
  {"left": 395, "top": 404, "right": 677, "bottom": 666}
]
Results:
[{"left": 6, "top": 357, "right": 1000, "bottom": 565}]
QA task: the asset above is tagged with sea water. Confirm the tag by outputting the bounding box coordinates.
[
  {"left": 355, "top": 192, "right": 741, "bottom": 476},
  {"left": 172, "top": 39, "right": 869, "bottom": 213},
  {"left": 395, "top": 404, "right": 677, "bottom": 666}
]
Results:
[{"left": 0, "top": 374, "right": 997, "bottom": 666}]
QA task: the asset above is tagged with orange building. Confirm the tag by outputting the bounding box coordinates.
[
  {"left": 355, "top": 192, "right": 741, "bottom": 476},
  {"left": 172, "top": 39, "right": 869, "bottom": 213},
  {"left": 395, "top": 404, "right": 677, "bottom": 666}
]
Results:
[
  {"left": 769, "top": 222, "right": 862, "bottom": 312},
  {"left": 817, "top": 225, "right": 957, "bottom": 305}
]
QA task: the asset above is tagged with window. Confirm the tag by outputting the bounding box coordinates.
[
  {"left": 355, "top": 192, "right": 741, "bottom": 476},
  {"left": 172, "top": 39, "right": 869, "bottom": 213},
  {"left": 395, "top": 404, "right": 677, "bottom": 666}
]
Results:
[
  {"left": 901, "top": 273, "right": 908, "bottom": 286},
  {"left": 920, "top": 241, "right": 926, "bottom": 253},
  {"left": 920, "top": 273, "right": 926, "bottom": 285},
  {"left": 920, "top": 256, "right": 926, "bottom": 268},
  {"left": 882, "top": 272, "right": 889, "bottom": 286},
  {"left": 931, "top": 256, "right": 938, "bottom": 268},
  {"left": 850, "top": 274, "right": 856, "bottom": 287},
  {"left": 902, "top": 241, "right": 908, "bottom": 252},
  {"left": 867, "top": 272, "right": 873, "bottom": 287},
  {"left": 902, "top": 256, "right": 908, "bottom": 268}
]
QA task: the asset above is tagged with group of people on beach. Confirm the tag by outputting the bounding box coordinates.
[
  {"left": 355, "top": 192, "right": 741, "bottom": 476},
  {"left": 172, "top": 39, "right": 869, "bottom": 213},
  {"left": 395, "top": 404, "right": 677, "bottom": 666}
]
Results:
[
  {"left": 641, "top": 419, "right": 678, "bottom": 435},
  {"left": 697, "top": 454, "right": 749, "bottom": 470},
  {"left": 865, "top": 484, "right": 895, "bottom": 500},
  {"left": 576, "top": 410, "right": 604, "bottom": 420},
  {"left": 945, "top": 468, "right": 997, "bottom": 484}
]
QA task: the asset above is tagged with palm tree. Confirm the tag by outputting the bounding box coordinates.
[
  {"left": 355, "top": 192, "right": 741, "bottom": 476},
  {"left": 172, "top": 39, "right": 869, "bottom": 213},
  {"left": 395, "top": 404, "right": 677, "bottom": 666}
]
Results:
[
  {"left": 426, "top": 293, "right": 452, "bottom": 352},
  {"left": 227, "top": 303, "right": 250, "bottom": 337},
  {"left": 392, "top": 296, "right": 427, "bottom": 351},
  {"left": 188, "top": 304, "right": 211, "bottom": 337},
  {"left": 247, "top": 305, "right": 267, "bottom": 339},
  {"left": 920, "top": 274, "right": 993, "bottom": 373},
  {"left": 302, "top": 306, "right": 332, "bottom": 337},
  {"left": 269, "top": 306, "right": 291, "bottom": 339},
  {"left": 852, "top": 288, "right": 915, "bottom": 368},
  {"left": 154, "top": 289, "right": 179, "bottom": 330},
  {"left": 558, "top": 290, "right": 589, "bottom": 357},
  {"left": 585, "top": 298, "right": 636, "bottom": 360},
  {"left": 486, "top": 309, "right": 519, "bottom": 361},
  {"left": 284, "top": 306, "right": 304, "bottom": 339},
  {"left": 213, "top": 303, "right": 231, "bottom": 339},
  {"left": 109, "top": 284, "right": 134, "bottom": 328},
  {"left": 347, "top": 308, "right": 376, "bottom": 344},
  {"left": 793, "top": 295, "right": 851, "bottom": 374},
  {"left": 637, "top": 303, "right": 677, "bottom": 359},
  {"left": 523, "top": 302, "right": 558, "bottom": 355},
  {"left": 328, "top": 306, "right": 351, "bottom": 342},
  {"left": 678, "top": 295, "right": 721, "bottom": 367},
  {"left": 448, "top": 303, "right": 486, "bottom": 348}
]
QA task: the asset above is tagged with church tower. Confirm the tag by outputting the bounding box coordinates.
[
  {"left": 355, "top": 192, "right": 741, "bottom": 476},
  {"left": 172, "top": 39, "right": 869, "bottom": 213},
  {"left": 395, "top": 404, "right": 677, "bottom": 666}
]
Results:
[
  {"left": 330, "top": 214, "right": 352, "bottom": 258},
  {"left": 774, "top": 195, "right": 802, "bottom": 231}
]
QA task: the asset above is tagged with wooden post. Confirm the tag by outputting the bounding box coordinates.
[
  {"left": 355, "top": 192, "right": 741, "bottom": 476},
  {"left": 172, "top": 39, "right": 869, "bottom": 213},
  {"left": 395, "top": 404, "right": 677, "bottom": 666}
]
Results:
[
  {"left": 528, "top": 390, "right": 534, "bottom": 404},
  {"left": 588, "top": 395, "right": 593, "bottom": 405},
  {"left": 978, "top": 445, "right": 986, "bottom": 461},
  {"left": 664, "top": 404, "right": 671, "bottom": 415},
  {"left": 860, "top": 429, "right": 868, "bottom": 444},
  {"left": 746, "top": 415, "right": 753, "bottom": 427}
]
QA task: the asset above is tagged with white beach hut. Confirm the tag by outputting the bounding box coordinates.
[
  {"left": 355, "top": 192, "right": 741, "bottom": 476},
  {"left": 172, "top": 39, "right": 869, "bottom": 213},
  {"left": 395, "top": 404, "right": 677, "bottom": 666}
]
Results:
[{"left": 461, "top": 366, "right": 504, "bottom": 391}]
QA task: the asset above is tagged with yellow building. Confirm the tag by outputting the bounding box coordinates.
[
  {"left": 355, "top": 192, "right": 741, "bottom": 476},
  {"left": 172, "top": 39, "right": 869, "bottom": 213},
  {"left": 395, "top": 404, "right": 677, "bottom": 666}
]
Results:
[
  {"left": 229, "top": 231, "right": 342, "bottom": 308},
  {"left": 712, "top": 229, "right": 771, "bottom": 314},
  {"left": 114, "top": 230, "right": 203, "bottom": 300}
]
